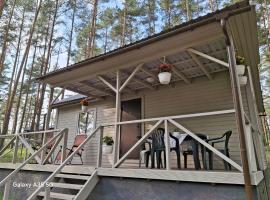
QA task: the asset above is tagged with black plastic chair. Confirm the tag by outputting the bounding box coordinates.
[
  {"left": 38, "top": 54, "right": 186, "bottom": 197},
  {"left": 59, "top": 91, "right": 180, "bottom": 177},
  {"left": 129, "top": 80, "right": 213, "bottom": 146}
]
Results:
[
  {"left": 204, "top": 130, "right": 232, "bottom": 170},
  {"left": 150, "top": 128, "right": 181, "bottom": 169}
]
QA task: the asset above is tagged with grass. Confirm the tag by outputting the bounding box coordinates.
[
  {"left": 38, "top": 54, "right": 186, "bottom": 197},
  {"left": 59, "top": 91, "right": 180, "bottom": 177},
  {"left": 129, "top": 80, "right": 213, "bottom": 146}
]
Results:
[
  {"left": 0, "top": 147, "right": 28, "bottom": 163},
  {"left": 0, "top": 192, "right": 15, "bottom": 200}
]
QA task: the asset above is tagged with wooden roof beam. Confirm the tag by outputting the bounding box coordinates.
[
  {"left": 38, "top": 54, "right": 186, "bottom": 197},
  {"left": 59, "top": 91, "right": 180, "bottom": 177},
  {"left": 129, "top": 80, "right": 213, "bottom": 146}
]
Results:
[
  {"left": 80, "top": 80, "right": 114, "bottom": 96},
  {"left": 120, "top": 63, "right": 143, "bottom": 92},
  {"left": 97, "top": 75, "right": 117, "bottom": 93},
  {"left": 187, "top": 50, "right": 213, "bottom": 80},
  {"left": 122, "top": 71, "right": 156, "bottom": 90},
  {"left": 140, "top": 66, "right": 159, "bottom": 82},
  {"left": 188, "top": 48, "right": 229, "bottom": 68}
]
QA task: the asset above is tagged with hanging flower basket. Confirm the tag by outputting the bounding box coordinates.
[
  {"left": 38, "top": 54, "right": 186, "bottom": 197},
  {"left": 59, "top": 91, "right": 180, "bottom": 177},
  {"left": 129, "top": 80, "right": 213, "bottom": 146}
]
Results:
[
  {"left": 80, "top": 99, "right": 89, "bottom": 112},
  {"left": 158, "top": 63, "right": 172, "bottom": 85}
]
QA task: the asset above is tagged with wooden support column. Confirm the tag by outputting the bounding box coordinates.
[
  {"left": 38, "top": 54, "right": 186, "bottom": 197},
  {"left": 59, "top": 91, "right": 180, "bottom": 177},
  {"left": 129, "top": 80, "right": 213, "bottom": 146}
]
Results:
[
  {"left": 113, "top": 70, "right": 121, "bottom": 165},
  {"left": 223, "top": 19, "right": 253, "bottom": 200},
  {"left": 97, "top": 126, "right": 104, "bottom": 168},
  {"left": 164, "top": 120, "right": 170, "bottom": 170}
]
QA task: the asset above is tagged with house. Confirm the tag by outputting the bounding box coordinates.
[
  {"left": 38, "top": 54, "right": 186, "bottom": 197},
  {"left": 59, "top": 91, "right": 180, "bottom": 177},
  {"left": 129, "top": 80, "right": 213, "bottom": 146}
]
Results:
[{"left": 0, "top": 1, "right": 269, "bottom": 200}]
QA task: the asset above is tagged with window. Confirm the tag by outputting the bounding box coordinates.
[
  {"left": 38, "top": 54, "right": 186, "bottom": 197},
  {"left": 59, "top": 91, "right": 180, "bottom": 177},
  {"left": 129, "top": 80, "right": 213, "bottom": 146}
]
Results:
[{"left": 77, "top": 109, "right": 96, "bottom": 135}]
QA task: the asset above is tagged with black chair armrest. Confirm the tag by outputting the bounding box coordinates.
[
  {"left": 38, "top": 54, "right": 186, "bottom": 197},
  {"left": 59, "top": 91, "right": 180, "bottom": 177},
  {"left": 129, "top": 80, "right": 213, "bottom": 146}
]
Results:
[
  {"left": 206, "top": 135, "right": 225, "bottom": 142},
  {"left": 169, "top": 133, "right": 178, "bottom": 141},
  {"left": 169, "top": 133, "right": 180, "bottom": 148},
  {"left": 210, "top": 139, "right": 226, "bottom": 145}
]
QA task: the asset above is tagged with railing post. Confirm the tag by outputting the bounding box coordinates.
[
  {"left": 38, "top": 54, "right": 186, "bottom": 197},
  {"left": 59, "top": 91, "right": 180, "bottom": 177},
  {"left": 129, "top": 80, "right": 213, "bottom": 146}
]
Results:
[
  {"left": 244, "top": 123, "right": 257, "bottom": 172},
  {"left": 61, "top": 129, "right": 68, "bottom": 163},
  {"left": 3, "top": 178, "right": 11, "bottom": 200},
  {"left": 44, "top": 186, "right": 51, "bottom": 200},
  {"left": 164, "top": 120, "right": 171, "bottom": 170},
  {"left": 97, "top": 126, "right": 104, "bottom": 168},
  {"left": 40, "top": 131, "right": 47, "bottom": 164},
  {"left": 12, "top": 135, "right": 19, "bottom": 164}
]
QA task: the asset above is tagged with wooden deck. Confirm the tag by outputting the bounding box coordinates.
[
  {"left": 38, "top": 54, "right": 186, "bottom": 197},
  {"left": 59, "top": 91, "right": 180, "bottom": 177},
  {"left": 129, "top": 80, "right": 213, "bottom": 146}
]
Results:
[{"left": 0, "top": 163, "right": 263, "bottom": 186}]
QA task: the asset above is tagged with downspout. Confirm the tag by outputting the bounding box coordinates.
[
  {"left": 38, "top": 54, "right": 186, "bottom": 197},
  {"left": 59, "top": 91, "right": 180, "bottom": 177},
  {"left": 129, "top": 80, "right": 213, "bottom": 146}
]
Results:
[{"left": 220, "top": 18, "right": 253, "bottom": 200}]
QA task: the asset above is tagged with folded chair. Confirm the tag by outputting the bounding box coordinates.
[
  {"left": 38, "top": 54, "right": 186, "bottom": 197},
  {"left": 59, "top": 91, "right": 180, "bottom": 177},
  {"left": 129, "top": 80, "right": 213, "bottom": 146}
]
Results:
[{"left": 54, "top": 134, "right": 87, "bottom": 164}]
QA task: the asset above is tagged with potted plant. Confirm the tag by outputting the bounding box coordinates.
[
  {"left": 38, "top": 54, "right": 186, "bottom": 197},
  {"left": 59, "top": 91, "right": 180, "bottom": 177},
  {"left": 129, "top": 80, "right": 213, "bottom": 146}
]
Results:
[
  {"left": 102, "top": 136, "right": 114, "bottom": 154},
  {"left": 158, "top": 63, "right": 172, "bottom": 84},
  {"left": 236, "top": 55, "right": 247, "bottom": 86},
  {"left": 81, "top": 99, "right": 89, "bottom": 112},
  {"left": 236, "top": 55, "right": 246, "bottom": 76}
]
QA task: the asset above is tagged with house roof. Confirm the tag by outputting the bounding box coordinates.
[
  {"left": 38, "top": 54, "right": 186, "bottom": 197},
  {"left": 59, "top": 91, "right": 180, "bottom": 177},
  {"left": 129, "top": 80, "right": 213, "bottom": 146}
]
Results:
[
  {"left": 38, "top": 1, "right": 264, "bottom": 112},
  {"left": 38, "top": 1, "right": 250, "bottom": 82},
  {"left": 52, "top": 94, "right": 86, "bottom": 108}
]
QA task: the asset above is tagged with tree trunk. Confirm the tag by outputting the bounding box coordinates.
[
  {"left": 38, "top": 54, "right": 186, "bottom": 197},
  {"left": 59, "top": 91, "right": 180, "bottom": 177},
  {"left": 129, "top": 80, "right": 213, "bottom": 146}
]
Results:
[
  {"left": 35, "top": 0, "right": 59, "bottom": 131},
  {"left": 24, "top": 94, "right": 34, "bottom": 130},
  {"left": 11, "top": 54, "right": 29, "bottom": 134},
  {"left": 147, "top": 0, "right": 155, "bottom": 35},
  {"left": 45, "top": 87, "right": 54, "bottom": 130},
  {"left": 121, "top": 0, "right": 127, "bottom": 46},
  {"left": 18, "top": 43, "right": 37, "bottom": 133},
  {"left": 67, "top": 0, "right": 76, "bottom": 66},
  {"left": 104, "top": 27, "right": 108, "bottom": 53},
  {"left": 0, "top": 0, "right": 43, "bottom": 148},
  {"left": 0, "top": 0, "right": 17, "bottom": 74},
  {"left": 0, "top": 0, "right": 5, "bottom": 18},
  {"left": 209, "top": 0, "right": 214, "bottom": 12},
  {"left": 33, "top": 22, "right": 50, "bottom": 131},
  {"left": 185, "top": 0, "right": 191, "bottom": 21},
  {"left": 87, "top": 0, "right": 98, "bottom": 58}
]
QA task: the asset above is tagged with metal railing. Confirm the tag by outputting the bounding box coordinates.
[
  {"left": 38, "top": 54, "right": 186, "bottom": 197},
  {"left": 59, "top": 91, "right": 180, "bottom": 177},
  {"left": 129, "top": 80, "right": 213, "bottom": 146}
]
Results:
[{"left": 0, "top": 128, "right": 69, "bottom": 200}]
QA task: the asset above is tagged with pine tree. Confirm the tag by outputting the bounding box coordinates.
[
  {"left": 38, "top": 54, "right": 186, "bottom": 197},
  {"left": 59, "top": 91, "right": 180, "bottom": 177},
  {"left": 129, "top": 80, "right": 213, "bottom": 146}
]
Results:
[{"left": 0, "top": 0, "right": 43, "bottom": 148}]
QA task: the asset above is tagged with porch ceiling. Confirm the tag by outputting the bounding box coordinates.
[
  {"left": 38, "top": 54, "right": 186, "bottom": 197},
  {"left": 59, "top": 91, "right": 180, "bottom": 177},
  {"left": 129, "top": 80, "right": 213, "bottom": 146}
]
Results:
[{"left": 64, "top": 38, "right": 228, "bottom": 98}]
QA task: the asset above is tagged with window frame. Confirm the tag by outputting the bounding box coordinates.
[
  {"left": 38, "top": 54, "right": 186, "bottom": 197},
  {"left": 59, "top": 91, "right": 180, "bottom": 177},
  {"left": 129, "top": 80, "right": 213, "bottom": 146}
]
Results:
[{"left": 76, "top": 108, "right": 97, "bottom": 135}]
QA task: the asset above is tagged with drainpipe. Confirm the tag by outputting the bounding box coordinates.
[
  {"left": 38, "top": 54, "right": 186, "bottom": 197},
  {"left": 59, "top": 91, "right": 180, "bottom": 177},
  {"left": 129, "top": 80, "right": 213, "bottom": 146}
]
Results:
[{"left": 220, "top": 18, "right": 253, "bottom": 200}]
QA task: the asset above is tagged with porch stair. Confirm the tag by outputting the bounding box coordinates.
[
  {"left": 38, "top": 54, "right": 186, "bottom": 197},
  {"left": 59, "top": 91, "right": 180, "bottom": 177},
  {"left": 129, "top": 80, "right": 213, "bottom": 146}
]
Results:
[
  {"left": 28, "top": 126, "right": 102, "bottom": 200},
  {"left": 36, "top": 170, "right": 99, "bottom": 200}
]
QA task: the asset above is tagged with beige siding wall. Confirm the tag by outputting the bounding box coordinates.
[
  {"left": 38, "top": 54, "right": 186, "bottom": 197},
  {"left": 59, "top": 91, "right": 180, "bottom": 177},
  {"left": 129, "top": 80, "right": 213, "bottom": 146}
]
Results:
[{"left": 56, "top": 71, "right": 250, "bottom": 169}]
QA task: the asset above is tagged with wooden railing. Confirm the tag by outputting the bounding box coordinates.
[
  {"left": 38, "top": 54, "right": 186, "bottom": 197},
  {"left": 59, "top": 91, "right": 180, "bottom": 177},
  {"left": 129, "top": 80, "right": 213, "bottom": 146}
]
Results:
[
  {"left": 0, "top": 128, "right": 69, "bottom": 200},
  {"left": 104, "top": 109, "right": 244, "bottom": 172},
  {"left": 27, "top": 126, "right": 102, "bottom": 200},
  {"left": 0, "top": 129, "right": 68, "bottom": 164}
]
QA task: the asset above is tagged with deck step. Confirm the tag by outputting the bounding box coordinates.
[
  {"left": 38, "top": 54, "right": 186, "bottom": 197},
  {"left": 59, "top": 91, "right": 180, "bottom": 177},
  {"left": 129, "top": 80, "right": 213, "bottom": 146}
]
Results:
[
  {"left": 55, "top": 174, "right": 90, "bottom": 180},
  {"left": 51, "top": 182, "right": 83, "bottom": 190},
  {"left": 38, "top": 191, "right": 76, "bottom": 200}
]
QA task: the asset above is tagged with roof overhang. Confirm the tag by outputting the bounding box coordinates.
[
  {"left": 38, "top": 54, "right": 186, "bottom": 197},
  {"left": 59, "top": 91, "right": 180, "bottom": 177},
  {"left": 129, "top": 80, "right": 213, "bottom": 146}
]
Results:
[{"left": 38, "top": 1, "right": 264, "bottom": 112}]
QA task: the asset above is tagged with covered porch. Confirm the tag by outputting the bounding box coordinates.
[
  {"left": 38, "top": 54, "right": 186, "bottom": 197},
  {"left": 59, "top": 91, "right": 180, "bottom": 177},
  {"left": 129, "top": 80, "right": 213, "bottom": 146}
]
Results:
[
  {"left": 0, "top": 2, "right": 268, "bottom": 200},
  {"left": 35, "top": 1, "right": 265, "bottom": 186}
]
